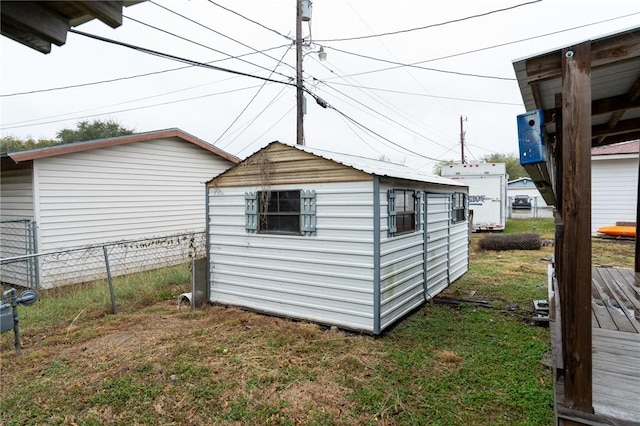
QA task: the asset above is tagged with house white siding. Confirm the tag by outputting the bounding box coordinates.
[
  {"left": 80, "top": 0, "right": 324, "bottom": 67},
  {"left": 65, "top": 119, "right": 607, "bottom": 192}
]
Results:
[
  {"left": 35, "top": 138, "right": 231, "bottom": 251},
  {"left": 592, "top": 156, "right": 638, "bottom": 234},
  {"left": 208, "top": 181, "right": 376, "bottom": 332}
]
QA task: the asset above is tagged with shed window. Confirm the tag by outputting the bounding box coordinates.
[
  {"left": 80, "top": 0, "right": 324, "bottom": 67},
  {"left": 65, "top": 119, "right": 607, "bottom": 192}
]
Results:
[
  {"left": 452, "top": 192, "right": 467, "bottom": 223},
  {"left": 247, "top": 190, "right": 316, "bottom": 235},
  {"left": 388, "top": 189, "right": 416, "bottom": 236}
]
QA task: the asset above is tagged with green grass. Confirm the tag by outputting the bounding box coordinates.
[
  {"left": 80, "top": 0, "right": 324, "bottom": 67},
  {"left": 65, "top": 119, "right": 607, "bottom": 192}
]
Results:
[{"left": 3, "top": 218, "right": 632, "bottom": 425}]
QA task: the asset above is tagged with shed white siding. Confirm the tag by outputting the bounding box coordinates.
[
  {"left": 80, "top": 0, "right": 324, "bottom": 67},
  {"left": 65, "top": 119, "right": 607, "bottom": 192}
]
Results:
[
  {"left": 35, "top": 137, "right": 231, "bottom": 251},
  {"left": 592, "top": 156, "right": 638, "bottom": 234},
  {"left": 0, "top": 160, "right": 34, "bottom": 219},
  {"left": 208, "top": 181, "right": 376, "bottom": 332}
]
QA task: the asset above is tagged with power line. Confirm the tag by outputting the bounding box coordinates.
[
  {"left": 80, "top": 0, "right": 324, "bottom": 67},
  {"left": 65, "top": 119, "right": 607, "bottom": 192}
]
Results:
[
  {"left": 0, "top": 85, "right": 265, "bottom": 131},
  {"left": 214, "top": 44, "right": 293, "bottom": 145},
  {"left": 234, "top": 105, "right": 296, "bottom": 158},
  {"left": 125, "top": 15, "right": 294, "bottom": 81},
  {"left": 206, "top": 0, "right": 293, "bottom": 42},
  {"left": 0, "top": 44, "right": 290, "bottom": 98},
  {"left": 315, "top": 0, "right": 542, "bottom": 42},
  {"left": 319, "top": 81, "right": 451, "bottom": 151},
  {"left": 305, "top": 90, "right": 439, "bottom": 162},
  {"left": 322, "top": 45, "right": 515, "bottom": 81},
  {"left": 322, "top": 11, "right": 640, "bottom": 81},
  {"left": 328, "top": 82, "right": 521, "bottom": 106},
  {"left": 68, "top": 29, "right": 295, "bottom": 87},
  {"left": 149, "top": 1, "right": 297, "bottom": 73}
]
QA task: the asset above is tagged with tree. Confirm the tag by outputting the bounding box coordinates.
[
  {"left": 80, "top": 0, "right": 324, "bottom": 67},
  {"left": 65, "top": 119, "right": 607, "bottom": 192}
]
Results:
[
  {"left": 480, "top": 153, "right": 527, "bottom": 180},
  {"left": 0, "top": 135, "right": 58, "bottom": 154},
  {"left": 432, "top": 159, "right": 457, "bottom": 176},
  {"left": 56, "top": 119, "right": 134, "bottom": 144}
]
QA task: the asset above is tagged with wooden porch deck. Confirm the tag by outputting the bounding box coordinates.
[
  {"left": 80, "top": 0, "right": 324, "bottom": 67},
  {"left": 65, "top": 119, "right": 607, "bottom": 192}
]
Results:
[{"left": 551, "top": 267, "right": 640, "bottom": 425}]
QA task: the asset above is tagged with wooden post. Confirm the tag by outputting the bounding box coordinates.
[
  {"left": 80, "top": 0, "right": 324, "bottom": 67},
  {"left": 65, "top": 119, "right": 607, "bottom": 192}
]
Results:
[
  {"left": 559, "top": 41, "right": 592, "bottom": 412},
  {"left": 636, "top": 156, "right": 640, "bottom": 272},
  {"left": 295, "top": 0, "right": 304, "bottom": 146}
]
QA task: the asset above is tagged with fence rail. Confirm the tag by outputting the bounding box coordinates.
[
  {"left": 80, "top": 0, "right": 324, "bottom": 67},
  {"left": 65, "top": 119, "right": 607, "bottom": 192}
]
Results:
[{"left": 1, "top": 231, "right": 206, "bottom": 290}]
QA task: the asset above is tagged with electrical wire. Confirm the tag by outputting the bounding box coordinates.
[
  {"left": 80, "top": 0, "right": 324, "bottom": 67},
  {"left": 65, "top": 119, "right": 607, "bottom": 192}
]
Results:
[
  {"left": 0, "top": 44, "right": 291, "bottom": 98},
  {"left": 0, "top": 85, "right": 264, "bottom": 131},
  {"left": 214, "top": 44, "right": 293, "bottom": 145},
  {"left": 305, "top": 90, "right": 439, "bottom": 162},
  {"left": 234, "top": 105, "right": 296, "bottom": 157},
  {"left": 149, "top": 1, "right": 298, "bottom": 73},
  {"left": 68, "top": 29, "right": 295, "bottom": 87},
  {"left": 322, "top": 45, "right": 515, "bottom": 81},
  {"left": 319, "top": 81, "right": 452, "bottom": 151},
  {"left": 125, "top": 15, "right": 294, "bottom": 81},
  {"left": 315, "top": 0, "right": 542, "bottom": 42},
  {"left": 206, "top": 0, "right": 293, "bottom": 42},
  {"left": 327, "top": 82, "right": 521, "bottom": 106},
  {"left": 322, "top": 11, "right": 640, "bottom": 81}
]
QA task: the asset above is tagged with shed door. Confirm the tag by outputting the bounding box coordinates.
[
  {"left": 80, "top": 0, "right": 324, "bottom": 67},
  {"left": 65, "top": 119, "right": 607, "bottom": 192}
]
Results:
[{"left": 424, "top": 194, "right": 451, "bottom": 297}]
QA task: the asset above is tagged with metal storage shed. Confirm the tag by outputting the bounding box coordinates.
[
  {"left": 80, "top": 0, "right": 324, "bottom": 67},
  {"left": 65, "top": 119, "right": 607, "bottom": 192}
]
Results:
[{"left": 206, "top": 141, "right": 469, "bottom": 334}]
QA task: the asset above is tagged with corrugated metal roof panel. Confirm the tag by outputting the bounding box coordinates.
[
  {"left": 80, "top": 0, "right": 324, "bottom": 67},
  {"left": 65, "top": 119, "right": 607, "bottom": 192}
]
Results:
[{"left": 295, "top": 144, "right": 466, "bottom": 187}]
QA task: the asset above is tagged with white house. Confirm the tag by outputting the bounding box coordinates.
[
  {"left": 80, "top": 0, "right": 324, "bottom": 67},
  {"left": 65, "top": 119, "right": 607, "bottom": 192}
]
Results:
[
  {"left": 206, "top": 141, "right": 469, "bottom": 334},
  {"left": 591, "top": 140, "right": 639, "bottom": 234},
  {"left": 1, "top": 128, "right": 238, "bottom": 288},
  {"left": 507, "top": 177, "right": 548, "bottom": 208}
]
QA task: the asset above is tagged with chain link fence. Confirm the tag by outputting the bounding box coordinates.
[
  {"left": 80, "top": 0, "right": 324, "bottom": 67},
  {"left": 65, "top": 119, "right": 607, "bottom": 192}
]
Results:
[
  {"left": 1, "top": 231, "right": 206, "bottom": 290},
  {"left": 507, "top": 196, "right": 554, "bottom": 219},
  {"left": 0, "top": 220, "right": 38, "bottom": 288}
]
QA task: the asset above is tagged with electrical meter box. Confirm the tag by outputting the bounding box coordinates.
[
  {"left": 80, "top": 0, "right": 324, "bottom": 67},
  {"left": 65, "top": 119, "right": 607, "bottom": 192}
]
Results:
[{"left": 517, "top": 109, "right": 545, "bottom": 165}]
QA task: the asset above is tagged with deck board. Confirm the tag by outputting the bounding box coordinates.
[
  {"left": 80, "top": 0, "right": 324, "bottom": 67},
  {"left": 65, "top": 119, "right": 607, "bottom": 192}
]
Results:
[{"left": 552, "top": 267, "right": 640, "bottom": 425}]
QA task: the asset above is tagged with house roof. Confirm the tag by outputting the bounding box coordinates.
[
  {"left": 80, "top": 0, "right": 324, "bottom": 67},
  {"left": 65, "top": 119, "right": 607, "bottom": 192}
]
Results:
[
  {"left": 3, "top": 128, "right": 239, "bottom": 164},
  {"left": 230, "top": 141, "right": 466, "bottom": 187},
  {"left": 591, "top": 139, "right": 639, "bottom": 156},
  {"left": 1, "top": 1, "right": 144, "bottom": 54},
  {"left": 513, "top": 26, "right": 640, "bottom": 148},
  {"left": 508, "top": 177, "right": 534, "bottom": 185}
]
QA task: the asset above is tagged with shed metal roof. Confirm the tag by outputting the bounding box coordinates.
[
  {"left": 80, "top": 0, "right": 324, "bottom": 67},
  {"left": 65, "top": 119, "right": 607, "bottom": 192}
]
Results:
[
  {"left": 3, "top": 128, "right": 239, "bottom": 164},
  {"left": 293, "top": 143, "right": 466, "bottom": 187}
]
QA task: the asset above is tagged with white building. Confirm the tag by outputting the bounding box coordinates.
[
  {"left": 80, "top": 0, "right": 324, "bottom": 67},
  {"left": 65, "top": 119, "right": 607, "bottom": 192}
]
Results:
[
  {"left": 1, "top": 129, "right": 238, "bottom": 288},
  {"left": 591, "top": 140, "right": 639, "bottom": 234},
  {"left": 206, "top": 141, "right": 469, "bottom": 334}
]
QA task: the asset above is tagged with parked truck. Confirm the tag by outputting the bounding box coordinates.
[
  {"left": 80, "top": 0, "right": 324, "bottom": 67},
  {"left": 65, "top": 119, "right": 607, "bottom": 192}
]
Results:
[{"left": 441, "top": 162, "right": 508, "bottom": 231}]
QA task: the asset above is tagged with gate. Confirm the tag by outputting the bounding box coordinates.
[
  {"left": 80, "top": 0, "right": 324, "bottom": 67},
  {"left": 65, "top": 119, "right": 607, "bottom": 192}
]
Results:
[{"left": 0, "top": 219, "right": 39, "bottom": 288}]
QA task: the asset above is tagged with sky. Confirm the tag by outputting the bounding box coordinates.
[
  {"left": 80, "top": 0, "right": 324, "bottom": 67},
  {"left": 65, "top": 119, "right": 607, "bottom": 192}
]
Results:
[{"left": 1, "top": 0, "right": 639, "bottom": 171}]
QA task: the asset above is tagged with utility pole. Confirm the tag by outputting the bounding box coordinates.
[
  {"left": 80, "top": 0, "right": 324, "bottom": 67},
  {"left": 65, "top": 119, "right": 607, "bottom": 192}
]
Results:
[
  {"left": 460, "top": 115, "right": 466, "bottom": 164},
  {"left": 296, "top": 0, "right": 304, "bottom": 145}
]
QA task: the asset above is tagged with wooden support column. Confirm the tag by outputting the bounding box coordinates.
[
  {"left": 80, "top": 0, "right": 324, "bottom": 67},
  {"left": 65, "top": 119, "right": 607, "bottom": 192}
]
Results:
[
  {"left": 559, "top": 41, "right": 593, "bottom": 412},
  {"left": 636, "top": 155, "right": 640, "bottom": 272}
]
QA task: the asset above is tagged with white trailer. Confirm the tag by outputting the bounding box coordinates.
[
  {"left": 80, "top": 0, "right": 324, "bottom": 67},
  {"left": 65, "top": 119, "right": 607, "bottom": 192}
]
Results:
[{"left": 441, "top": 163, "right": 507, "bottom": 231}]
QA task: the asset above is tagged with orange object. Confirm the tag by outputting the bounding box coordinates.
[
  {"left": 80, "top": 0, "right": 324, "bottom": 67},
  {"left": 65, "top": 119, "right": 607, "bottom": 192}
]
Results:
[{"left": 596, "top": 225, "right": 636, "bottom": 238}]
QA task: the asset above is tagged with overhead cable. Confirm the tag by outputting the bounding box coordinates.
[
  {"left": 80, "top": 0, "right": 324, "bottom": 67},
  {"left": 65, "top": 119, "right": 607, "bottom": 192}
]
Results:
[
  {"left": 68, "top": 29, "right": 295, "bottom": 87},
  {"left": 322, "top": 11, "right": 640, "bottom": 80},
  {"left": 214, "top": 44, "right": 293, "bottom": 145},
  {"left": 0, "top": 85, "right": 265, "bottom": 131},
  {"left": 0, "top": 44, "right": 290, "bottom": 98},
  {"left": 125, "top": 15, "right": 293, "bottom": 81},
  {"left": 323, "top": 45, "right": 515, "bottom": 81},
  {"left": 149, "top": 1, "right": 297, "bottom": 73},
  {"left": 315, "top": 0, "right": 542, "bottom": 42},
  {"left": 305, "top": 90, "right": 439, "bottom": 162},
  {"left": 328, "top": 82, "right": 521, "bottom": 106},
  {"left": 206, "top": 0, "right": 293, "bottom": 41}
]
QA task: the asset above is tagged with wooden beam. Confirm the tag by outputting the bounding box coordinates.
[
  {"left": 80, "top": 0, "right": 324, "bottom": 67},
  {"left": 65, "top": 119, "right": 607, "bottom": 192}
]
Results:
[
  {"left": 74, "top": 1, "right": 123, "bottom": 28},
  {"left": 592, "top": 130, "right": 640, "bottom": 147},
  {"left": 542, "top": 94, "right": 640, "bottom": 125},
  {"left": 636, "top": 156, "right": 640, "bottom": 273},
  {"left": 526, "top": 28, "right": 640, "bottom": 84},
  {"left": 592, "top": 117, "right": 640, "bottom": 138},
  {"left": 0, "top": 2, "right": 69, "bottom": 49},
  {"left": 559, "top": 41, "right": 593, "bottom": 412}
]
